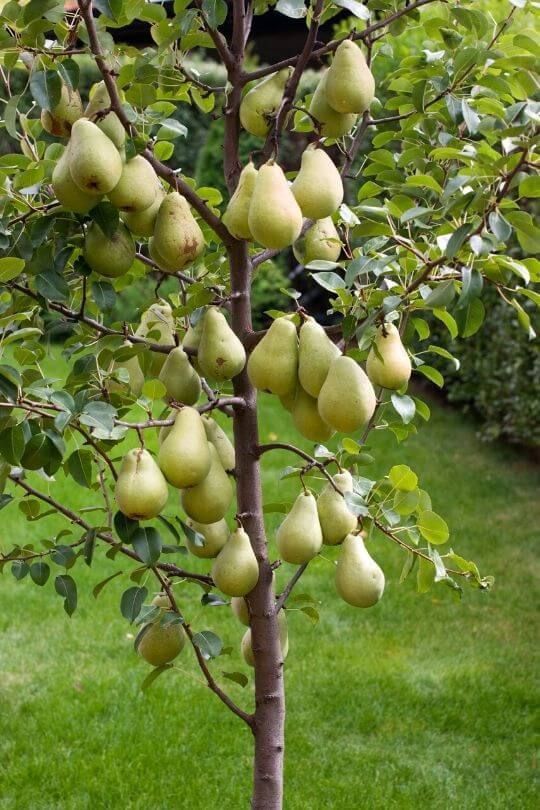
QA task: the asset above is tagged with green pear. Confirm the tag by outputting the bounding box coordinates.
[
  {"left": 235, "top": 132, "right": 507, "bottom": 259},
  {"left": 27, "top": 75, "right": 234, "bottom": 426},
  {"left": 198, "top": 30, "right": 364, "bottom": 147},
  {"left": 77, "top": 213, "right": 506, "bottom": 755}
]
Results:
[
  {"left": 68, "top": 118, "right": 123, "bottom": 195},
  {"left": 276, "top": 491, "right": 323, "bottom": 565},
  {"left": 181, "top": 444, "right": 234, "bottom": 524},
  {"left": 110, "top": 340, "right": 144, "bottom": 396},
  {"left": 366, "top": 323, "right": 412, "bottom": 390},
  {"left": 231, "top": 596, "right": 250, "bottom": 626},
  {"left": 318, "top": 356, "right": 376, "bottom": 433},
  {"left": 247, "top": 316, "right": 298, "bottom": 397},
  {"left": 241, "top": 611, "right": 288, "bottom": 667},
  {"left": 40, "top": 84, "right": 83, "bottom": 137},
  {"left": 122, "top": 183, "right": 165, "bottom": 237},
  {"left": 317, "top": 470, "right": 357, "bottom": 546},
  {"left": 309, "top": 71, "right": 357, "bottom": 138},
  {"left": 197, "top": 307, "right": 246, "bottom": 381},
  {"left": 239, "top": 68, "right": 291, "bottom": 137},
  {"left": 279, "top": 387, "right": 297, "bottom": 413},
  {"left": 85, "top": 80, "right": 126, "bottom": 149},
  {"left": 202, "top": 416, "right": 235, "bottom": 472},
  {"left": 211, "top": 527, "right": 259, "bottom": 597},
  {"left": 51, "top": 143, "right": 102, "bottom": 213},
  {"left": 291, "top": 145, "right": 344, "bottom": 220},
  {"left": 298, "top": 317, "right": 341, "bottom": 398},
  {"left": 291, "top": 386, "right": 334, "bottom": 443},
  {"left": 326, "top": 40, "right": 375, "bottom": 114},
  {"left": 135, "top": 302, "right": 176, "bottom": 378},
  {"left": 115, "top": 448, "right": 168, "bottom": 520},
  {"left": 136, "top": 617, "right": 185, "bottom": 666},
  {"left": 158, "top": 407, "right": 211, "bottom": 489},
  {"left": 108, "top": 155, "right": 159, "bottom": 212},
  {"left": 335, "top": 534, "right": 385, "bottom": 607},
  {"left": 152, "top": 192, "right": 205, "bottom": 270},
  {"left": 84, "top": 221, "right": 135, "bottom": 278},
  {"left": 158, "top": 346, "right": 201, "bottom": 405},
  {"left": 186, "top": 518, "right": 229, "bottom": 559},
  {"left": 183, "top": 315, "right": 204, "bottom": 373},
  {"left": 158, "top": 410, "right": 174, "bottom": 446},
  {"left": 293, "top": 218, "right": 342, "bottom": 265},
  {"left": 248, "top": 161, "right": 303, "bottom": 250},
  {"left": 222, "top": 161, "right": 258, "bottom": 240}
]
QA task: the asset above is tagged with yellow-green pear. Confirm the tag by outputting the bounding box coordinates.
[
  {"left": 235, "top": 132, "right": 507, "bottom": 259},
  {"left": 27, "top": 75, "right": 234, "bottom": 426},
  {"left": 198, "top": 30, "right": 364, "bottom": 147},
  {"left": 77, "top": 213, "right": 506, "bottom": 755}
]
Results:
[
  {"left": 110, "top": 340, "right": 144, "bottom": 395},
  {"left": 152, "top": 192, "right": 205, "bottom": 270},
  {"left": 135, "top": 302, "right": 176, "bottom": 378},
  {"left": 279, "top": 387, "right": 297, "bottom": 413},
  {"left": 276, "top": 491, "right": 323, "bottom": 565},
  {"left": 108, "top": 155, "right": 159, "bottom": 212},
  {"left": 158, "top": 407, "right": 211, "bottom": 489},
  {"left": 136, "top": 618, "right": 185, "bottom": 666},
  {"left": 181, "top": 444, "right": 234, "bottom": 524},
  {"left": 239, "top": 68, "right": 291, "bottom": 137},
  {"left": 366, "top": 323, "right": 412, "bottom": 390},
  {"left": 123, "top": 183, "right": 165, "bottom": 237},
  {"left": 68, "top": 118, "right": 123, "bottom": 194},
  {"left": 115, "top": 448, "right": 168, "bottom": 520},
  {"left": 202, "top": 416, "right": 235, "bottom": 472},
  {"left": 183, "top": 316, "right": 204, "bottom": 373},
  {"left": 298, "top": 317, "right": 341, "bottom": 398},
  {"left": 318, "top": 356, "right": 376, "bottom": 433},
  {"left": 186, "top": 518, "right": 229, "bottom": 559},
  {"left": 158, "top": 346, "right": 201, "bottom": 405},
  {"left": 84, "top": 221, "right": 135, "bottom": 278},
  {"left": 231, "top": 596, "right": 250, "bottom": 626},
  {"left": 291, "top": 386, "right": 334, "bottom": 443},
  {"left": 40, "top": 84, "right": 83, "bottom": 137},
  {"left": 247, "top": 316, "right": 298, "bottom": 397},
  {"left": 293, "top": 218, "right": 342, "bottom": 265},
  {"left": 291, "top": 145, "right": 344, "bottom": 220},
  {"left": 241, "top": 611, "right": 288, "bottom": 667},
  {"left": 326, "top": 40, "right": 375, "bottom": 114},
  {"left": 317, "top": 470, "right": 357, "bottom": 546},
  {"left": 309, "top": 71, "right": 357, "bottom": 138},
  {"left": 51, "top": 143, "right": 102, "bottom": 213},
  {"left": 85, "top": 80, "right": 126, "bottom": 149},
  {"left": 197, "top": 307, "right": 246, "bottom": 381},
  {"left": 335, "top": 534, "right": 385, "bottom": 607},
  {"left": 222, "top": 161, "right": 258, "bottom": 240},
  {"left": 248, "top": 162, "right": 303, "bottom": 250},
  {"left": 211, "top": 527, "right": 259, "bottom": 597}
]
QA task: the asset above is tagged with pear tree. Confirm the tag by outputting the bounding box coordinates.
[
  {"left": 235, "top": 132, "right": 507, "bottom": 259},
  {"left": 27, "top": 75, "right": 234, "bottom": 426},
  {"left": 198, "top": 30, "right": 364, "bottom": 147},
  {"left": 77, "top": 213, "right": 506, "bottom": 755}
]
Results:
[{"left": 0, "top": 1, "right": 538, "bottom": 807}]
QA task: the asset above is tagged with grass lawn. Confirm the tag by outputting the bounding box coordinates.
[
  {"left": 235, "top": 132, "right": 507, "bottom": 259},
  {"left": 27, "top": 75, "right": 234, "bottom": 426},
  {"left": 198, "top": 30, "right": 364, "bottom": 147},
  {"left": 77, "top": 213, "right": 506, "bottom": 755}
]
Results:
[{"left": 0, "top": 385, "right": 538, "bottom": 809}]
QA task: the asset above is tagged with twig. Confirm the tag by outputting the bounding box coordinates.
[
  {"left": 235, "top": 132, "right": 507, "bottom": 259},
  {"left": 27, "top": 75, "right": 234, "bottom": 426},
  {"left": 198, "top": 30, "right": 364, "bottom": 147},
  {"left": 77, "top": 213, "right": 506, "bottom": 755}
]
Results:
[{"left": 275, "top": 563, "right": 308, "bottom": 611}]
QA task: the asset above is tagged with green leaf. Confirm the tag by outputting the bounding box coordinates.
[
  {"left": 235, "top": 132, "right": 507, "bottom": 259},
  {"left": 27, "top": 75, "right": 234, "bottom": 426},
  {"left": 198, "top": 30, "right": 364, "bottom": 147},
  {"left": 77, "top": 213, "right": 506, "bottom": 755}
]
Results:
[
  {"left": 0, "top": 424, "right": 26, "bottom": 464},
  {"left": 445, "top": 224, "right": 472, "bottom": 259},
  {"left": 30, "top": 561, "right": 50, "bottom": 586},
  {"left": 120, "top": 586, "right": 148, "bottom": 623},
  {"left": 416, "top": 364, "right": 444, "bottom": 388},
  {"left": 88, "top": 203, "right": 120, "bottom": 240},
  {"left": 29, "top": 70, "right": 61, "bottom": 111},
  {"left": 156, "top": 118, "right": 188, "bottom": 140},
  {"left": 67, "top": 448, "right": 94, "bottom": 488},
  {"left": 193, "top": 630, "right": 223, "bottom": 660},
  {"left": 222, "top": 670, "right": 248, "bottom": 687},
  {"left": 201, "top": 0, "right": 228, "bottom": 26},
  {"left": 55, "top": 574, "right": 77, "bottom": 616},
  {"left": 488, "top": 210, "right": 512, "bottom": 242},
  {"left": 311, "top": 272, "right": 346, "bottom": 292},
  {"left": 343, "top": 492, "right": 369, "bottom": 517},
  {"left": 333, "top": 0, "right": 369, "bottom": 20},
  {"left": 11, "top": 560, "right": 29, "bottom": 581},
  {"left": 417, "top": 556, "right": 435, "bottom": 593},
  {"left": 0, "top": 257, "right": 25, "bottom": 282},
  {"left": 461, "top": 100, "right": 480, "bottom": 134},
  {"left": 388, "top": 464, "right": 418, "bottom": 492},
  {"left": 417, "top": 510, "right": 449, "bottom": 545},
  {"left": 519, "top": 175, "right": 540, "bottom": 198},
  {"left": 510, "top": 298, "right": 536, "bottom": 340},
  {"left": 114, "top": 511, "right": 139, "bottom": 542},
  {"left": 93, "top": 570, "right": 123, "bottom": 599},
  {"left": 141, "top": 379, "right": 167, "bottom": 400},
  {"left": 92, "top": 281, "right": 116, "bottom": 311},
  {"left": 405, "top": 174, "right": 443, "bottom": 194},
  {"left": 432, "top": 308, "right": 458, "bottom": 339},
  {"left": 132, "top": 527, "right": 163, "bottom": 566},
  {"left": 141, "top": 664, "right": 173, "bottom": 691},
  {"left": 455, "top": 267, "right": 483, "bottom": 311},
  {"left": 455, "top": 297, "right": 485, "bottom": 338},
  {"left": 393, "top": 489, "right": 419, "bottom": 516},
  {"left": 390, "top": 393, "right": 415, "bottom": 425}
]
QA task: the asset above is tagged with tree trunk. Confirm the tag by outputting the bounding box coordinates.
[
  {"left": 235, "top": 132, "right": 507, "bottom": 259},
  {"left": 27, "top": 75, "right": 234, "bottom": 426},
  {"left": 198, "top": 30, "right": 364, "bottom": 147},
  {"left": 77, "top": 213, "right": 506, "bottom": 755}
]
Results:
[{"left": 228, "top": 240, "right": 285, "bottom": 809}]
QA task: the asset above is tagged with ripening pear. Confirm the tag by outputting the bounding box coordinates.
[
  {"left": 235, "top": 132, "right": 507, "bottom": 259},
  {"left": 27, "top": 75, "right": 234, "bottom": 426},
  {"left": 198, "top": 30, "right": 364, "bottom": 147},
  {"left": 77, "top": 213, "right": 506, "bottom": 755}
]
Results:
[
  {"left": 136, "top": 617, "right": 185, "bottom": 666},
  {"left": 276, "top": 491, "right": 323, "bottom": 565},
  {"left": 197, "top": 307, "right": 246, "bottom": 381},
  {"left": 318, "top": 356, "right": 376, "bottom": 434},
  {"left": 366, "top": 323, "right": 412, "bottom": 390},
  {"left": 291, "top": 145, "right": 343, "bottom": 220},
  {"left": 293, "top": 218, "right": 342, "bottom": 266},
  {"left": 134, "top": 302, "right": 176, "bottom": 377},
  {"left": 291, "top": 387, "right": 334, "bottom": 443},
  {"left": 231, "top": 596, "right": 250, "bottom": 626},
  {"left": 115, "top": 448, "right": 168, "bottom": 520},
  {"left": 85, "top": 80, "right": 126, "bottom": 149},
  {"left": 84, "top": 221, "right": 135, "bottom": 278},
  {"left": 279, "top": 387, "right": 297, "bottom": 413},
  {"left": 40, "top": 84, "right": 83, "bottom": 137},
  {"left": 248, "top": 162, "right": 303, "bottom": 250},
  {"left": 211, "top": 527, "right": 259, "bottom": 597},
  {"left": 247, "top": 316, "right": 298, "bottom": 397},
  {"left": 108, "top": 156, "right": 159, "bottom": 212},
  {"left": 181, "top": 444, "right": 234, "bottom": 524},
  {"left": 52, "top": 143, "right": 102, "bottom": 213},
  {"left": 68, "top": 119, "right": 123, "bottom": 195},
  {"left": 222, "top": 162, "right": 258, "bottom": 240},
  {"left": 326, "top": 40, "right": 375, "bottom": 115},
  {"left": 309, "top": 71, "right": 357, "bottom": 138},
  {"left": 239, "top": 68, "right": 291, "bottom": 137},
  {"left": 241, "top": 611, "right": 288, "bottom": 667},
  {"left": 123, "top": 182, "right": 165, "bottom": 237},
  {"left": 298, "top": 317, "right": 341, "bottom": 398},
  {"left": 110, "top": 340, "right": 144, "bottom": 396},
  {"left": 158, "top": 407, "right": 211, "bottom": 489},
  {"left": 186, "top": 518, "right": 229, "bottom": 559},
  {"left": 317, "top": 470, "right": 357, "bottom": 546},
  {"left": 158, "top": 346, "right": 201, "bottom": 405},
  {"left": 202, "top": 416, "right": 235, "bottom": 472},
  {"left": 335, "top": 534, "right": 385, "bottom": 608},
  {"left": 152, "top": 192, "right": 205, "bottom": 270}
]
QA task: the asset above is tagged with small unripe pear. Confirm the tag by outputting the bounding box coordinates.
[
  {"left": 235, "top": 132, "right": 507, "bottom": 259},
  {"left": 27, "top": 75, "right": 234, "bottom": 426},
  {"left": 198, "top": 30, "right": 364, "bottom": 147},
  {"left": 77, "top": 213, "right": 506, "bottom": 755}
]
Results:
[
  {"left": 309, "top": 70, "right": 357, "bottom": 139},
  {"left": 136, "top": 618, "right": 185, "bottom": 666},
  {"left": 202, "top": 416, "right": 235, "bottom": 472},
  {"left": 231, "top": 596, "right": 250, "bottom": 626},
  {"left": 115, "top": 448, "right": 168, "bottom": 520},
  {"left": 222, "top": 162, "right": 258, "bottom": 240},
  {"left": 211, "top": 527, "right": 259, "bottom": 597},
  {"left": 186, "top": 518, "right": 229, "bottom": 559},
  {"left": 247, "top": 317, "right": 298, "bottom": 397},
  {"left": 291, "top": 386, "right": 334, "bottom": 443},
  {"left": 85, "top": 80, "right": 126, "bottom": 148},
  {"left": 134, "top": 302, "right": 176, "bottom": 378},
  {"left": 40, "top": 84, "right": 83, "bottom": 137},
  {"left": 293, "top": 218, "right": 342, "bottom": 266},
  {"left": 298, "top": 317, "right": 341, "bottom": 398},
  {"left": 276, "top": 491, "right": 323, "bottom": 565},
  {"left": 158, "top": 346, "right": 201, "bottom": 405},
  {"left": 181, "top": 444, "right": 234, "bottom": 524},
  {"left": 366, "top": 323, "right": 412, "bottom": 390},
  {"left": 109, "top": 340, "right": 144, "bottom": 396},
  {"left": 52, "top": 143, "right": 102, "bottom": 213},
  {"left": 291, "top": 145, "right": 343, "bottom": 220},
  {"left": 335, "top": 534, "right": 385, "bottom": 608},
  {"left": 240, "top": 69, "right": 291, "bottom": 137},
  {"left": 84, "top": 221, "right": 135, "bottom": 278},
  {"left": 317, "top": 471, "right": 357, "bottom": 546}
]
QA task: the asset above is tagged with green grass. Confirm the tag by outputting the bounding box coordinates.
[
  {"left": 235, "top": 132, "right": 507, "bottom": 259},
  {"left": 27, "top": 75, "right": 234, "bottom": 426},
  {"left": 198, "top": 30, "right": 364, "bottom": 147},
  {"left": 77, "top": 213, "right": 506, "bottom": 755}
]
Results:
[{"left": 0, "top": 390, "right": 538, "bottom": 809}]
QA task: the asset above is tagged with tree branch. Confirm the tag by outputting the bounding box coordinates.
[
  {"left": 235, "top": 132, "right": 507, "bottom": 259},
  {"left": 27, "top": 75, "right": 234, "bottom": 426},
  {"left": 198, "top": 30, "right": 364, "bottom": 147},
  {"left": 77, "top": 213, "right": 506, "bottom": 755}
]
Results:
[{"left": 275, "top": 562, "right": 309, "bottom": 611}]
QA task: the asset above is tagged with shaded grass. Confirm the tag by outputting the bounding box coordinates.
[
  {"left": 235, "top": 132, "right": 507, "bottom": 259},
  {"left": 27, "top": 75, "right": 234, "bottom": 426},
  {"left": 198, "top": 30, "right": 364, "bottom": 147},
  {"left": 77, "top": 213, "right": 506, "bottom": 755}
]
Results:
[{"left": 0, "top": 389, "right": 538, "bottom": 809}]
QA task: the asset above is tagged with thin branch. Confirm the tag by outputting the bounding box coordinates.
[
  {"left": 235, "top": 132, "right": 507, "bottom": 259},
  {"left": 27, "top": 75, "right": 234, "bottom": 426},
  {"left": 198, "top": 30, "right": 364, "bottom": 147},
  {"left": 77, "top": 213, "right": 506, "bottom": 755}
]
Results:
[
  {"left": 275, "top": 563, "right": 308, "bottom": 611},
  {"left": 255, "top": 442, "right": 339, "bottom": 490}
]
